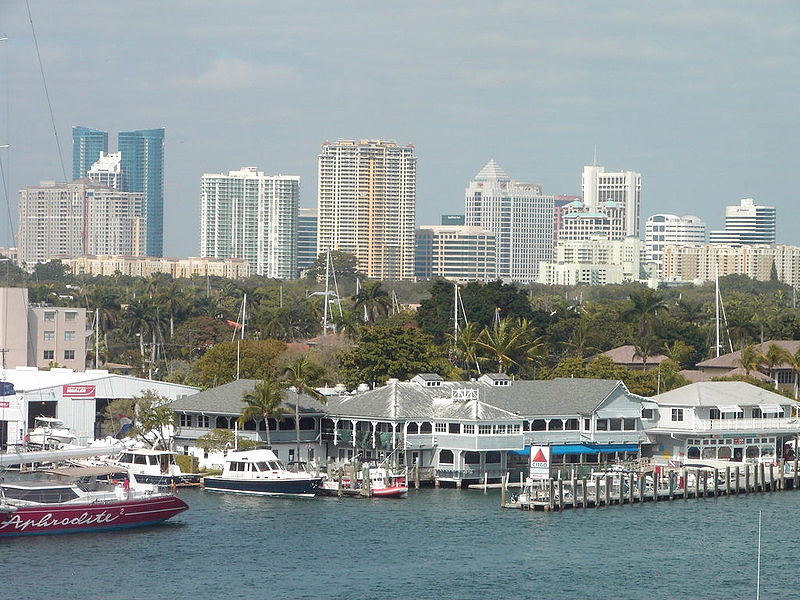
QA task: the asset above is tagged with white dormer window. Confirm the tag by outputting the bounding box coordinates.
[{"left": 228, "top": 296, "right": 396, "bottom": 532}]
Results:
[
  {"left": 435, "top": 423, "right": 447, "bottom": 433},
  {"left": 671, "top": 408, "right": 684, "bottom": 422}
]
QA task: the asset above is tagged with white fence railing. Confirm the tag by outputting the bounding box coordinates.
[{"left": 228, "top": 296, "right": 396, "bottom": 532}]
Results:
[{"left": 693, "top": 418, "right": 800, "bottom": 432}]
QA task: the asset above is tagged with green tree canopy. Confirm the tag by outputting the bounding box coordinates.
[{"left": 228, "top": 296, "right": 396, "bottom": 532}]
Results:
[{"left": 190, "top": 339, "right": 288, "bottom": 389}]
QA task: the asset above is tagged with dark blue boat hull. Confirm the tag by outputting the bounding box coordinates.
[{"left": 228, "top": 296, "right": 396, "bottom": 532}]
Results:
[{"left": 202, "top": 476, "right": 322, "bottom": 497}]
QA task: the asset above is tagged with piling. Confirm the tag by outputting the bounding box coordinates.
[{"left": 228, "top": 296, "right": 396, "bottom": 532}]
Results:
[
  {"left": 682, "top": 468, "right": 688, "bottom": 500},
  {"left": 779, "top": 460, "right": 785, "bottom": 491},
  {"left": 795, "top": 453, "right": 799, "bottom": 489},
  {"left": 595, "top": 476, "right": 601, "bottom": 507},
  {"left": 655, "top": 471, "right": 660, "bottom": 501},
  {"left": 414, "top": 463, "right": 420, "bottom": 489},
  {"left": 628, "top": 473, "right": 635, "bottom": 505},
  {"left": 714, "top": 468, "right": 719, "bottom": 497},
  {"left": 638, "top": 474, "right": 645, "bottom": 503},
  {"left": 668, "top": 472, "right": 674, "bottom": 501},
  {"left": 572, "top": 476, "right": 578, "bottom": 507},
  {"left": 558, "top": 479, "right": 564, "bottom": 510},
  {"left": 762, "top": 463, "right": 768, "bottom": 492},
  {"left": 735, "top": 466, "right": 741, "bottom": 495},
  {"left": 582, "top": 477, "right": 587, "bottom": 509},
  {"left": 548, "top": 479, "right": 555, "bottom": 511},
  {"left": 604, "top": 475, "right": 611, "bottom": 506},
  {"left": 702, "top": 470, "right": 708, "bottom": 498},
  {"left": 337, "top": 468, "right": 343, "bottom": 497},
  {"left": 500, "top": 472, "right": 507, "bottom": 507},
  {"left": 726, "top": 467, "right": 731, "bottom": 496}
]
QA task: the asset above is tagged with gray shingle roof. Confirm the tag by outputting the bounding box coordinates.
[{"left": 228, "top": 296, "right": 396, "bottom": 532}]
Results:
[
  {"left": 170, "top": 379, "right": 327, "bottom": 416},
  {"left": 327, "top": 378, "right": 625, "bottom": 420}
]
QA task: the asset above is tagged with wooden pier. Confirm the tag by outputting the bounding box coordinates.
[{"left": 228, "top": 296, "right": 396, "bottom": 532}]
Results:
[{"left": 502, "top": 460, "right": 800, "bottom": 511}]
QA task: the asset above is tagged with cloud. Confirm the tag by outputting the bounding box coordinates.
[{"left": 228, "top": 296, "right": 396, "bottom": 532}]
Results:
[{"left": 178, "top": 57, "right": 300, "bottom": 90}]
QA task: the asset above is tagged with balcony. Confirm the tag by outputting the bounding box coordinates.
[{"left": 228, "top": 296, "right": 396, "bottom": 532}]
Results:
[
  {"left": 693, "top": 417, "right": 800, "bottom": 432},
  {"left": 406, "top": 433, "right": 523, "bottom": 451}
]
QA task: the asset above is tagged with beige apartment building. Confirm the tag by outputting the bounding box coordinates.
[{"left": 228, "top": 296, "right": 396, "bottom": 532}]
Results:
[
  {"left": 61, "top": 255, "right": 251, "bottom": 279},
  {"left": 661, "top": 244, "right": 800, "bottom": 288},
  {"left": 0, "top": 288, "right": 87, "bottom": 370},
  {"left": 317, "top": 139, "right": 416, "bottom": 280}
]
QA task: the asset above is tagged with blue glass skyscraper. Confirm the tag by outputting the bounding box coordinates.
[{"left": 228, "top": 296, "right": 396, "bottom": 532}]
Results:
[
  {"left": 72, "top": 126, "right": 108, "bottom": 180},
  {"left": 118, "top": 128, "right": 165, "bottom": 257}
]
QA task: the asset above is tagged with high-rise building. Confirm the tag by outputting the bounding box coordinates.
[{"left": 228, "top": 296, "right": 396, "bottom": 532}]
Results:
[
  {"left": 297, "top": 207, "right": 318, "bottom": 275},
  {"left": 201, "top": 167, "right": 299, "bottom": 279},
  {"left": 317, "top": 139, "right": 416, "bottom": 280},
  {"left": 72, "top": 126, "right": 108, "bottom": 180},
  {"left": 119, "top": 128, "right": 165, "bottom": 257},
  {"left": 538, "top": 235, "right": 645, "bottom": 286},
  {"left": 465, "top": 159, "right": 554, "bottom": 283},
  {"left": 17, "top": 180, "right": 144, "bottom": 266},
  {"left": 580, "top": 164, "right": 641, "bottom": 238},
  {"left": 709, "top": 198, "right": 776, "bottom": 245},
  {"left": 645, "top": 214, "right": 706, "bottom": 273},
  {"left": 415, "top": 225, "right": 497, "bottom": 283},
  {"left": 87, "top": 152, "right": 122, "bottom": 190}
]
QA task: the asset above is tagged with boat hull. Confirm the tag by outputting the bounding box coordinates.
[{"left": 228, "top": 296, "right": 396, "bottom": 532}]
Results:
[
  {"left": 112, "top": 473, "right": 202, "bottom": 487},
  {"left": 318, "top": 484, "right": 408, "bottom": 498},
  {"left": 203, "top": 476, "right": 322, "bottom": 497},
  {"left": 0, "top": 495, "right": 189, "bottom": 537}
]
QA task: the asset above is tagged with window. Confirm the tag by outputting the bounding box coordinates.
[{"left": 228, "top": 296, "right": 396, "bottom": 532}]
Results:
[
  {"left": 596, "top": 419, "right": 608, "bottom": 431},
  {"left": 623, "top": 418, "right": 637, "bottom": 431},
  {"left": 564, "top": 419, "right": 579, "bottom": 431},
  {"left": 609, "top": 418, "right": 622, "bottom": 431},
  {"left": 64, "top": 311, "right": 77, "bottom": 322},
  {"left": 709, "top": 408, "right": 720, "bottom": 420},
  {"left": 583, "top": 418, "right": 591, "bottom": 430},
  {"left": 435, "top": 423, "right": 447, "bottom": 433},
  {"left": 448, "top": 423, "right": 460, "bottom": 434},
  {"left": 478, "top": 424, "right": 492, "bottom": 435},
  {"left": 752, "top": 408, "right": 762, "bottom": 419},
  {"left": 671, "top": 408, "right": 684, "bottom": 422},
  {"left": 641, "top": 408, "right": 655, "bottom": 420},
  {"left": 43, "top": 350, "right": 54, "bottom": 360},
  {"left": 44, "top": 311, "right": 55, "bottom": 322},
  {"left": 439, "top": 449, "right": 454, "bottom": 464},
  {"left": 179, "top": 414, "right": 192, "bottom": 427},
  {"left": 198, "top": 415, "right": 210, "bottom": 428},
  {"left": 64, "top": 331, "right": 76, "bottom": 342},
  {"left": 43, "top": 331, "right": 55, "bottom": 341},
  {"left": 463, "top": 424, "right": 475, "bottom": 435},
  {"left": 63, "top": 350, "right": 75, "bottom": 360}
]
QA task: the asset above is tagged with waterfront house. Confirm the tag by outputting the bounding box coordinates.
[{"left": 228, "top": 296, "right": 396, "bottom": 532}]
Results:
[
  {"left": 695, "top": 340, "right": 800, "bottom": 393},
  {"left": 170, "top": 379, "right": 327, "bottom": 469},
  {"left": 599, "top": 345, "right": 668, "bottom": 371},
  {"left": 646, "top": 381, "right": 800, "bottom": 463}
]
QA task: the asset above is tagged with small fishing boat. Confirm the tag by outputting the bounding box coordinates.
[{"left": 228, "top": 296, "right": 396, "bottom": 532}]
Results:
[
  {"left": 202, "top": 449, "right": 322, "bottom": 497},
  {"left": 319, "top": 465, "right": 408, "bottom": 498},
  {"left": 25, "top": 417, "right": 77, "bottom": 448},
  {"left": 108, "top": 448, "right": 201, "bottom": 487},
  {"left": 0, "top": 466, "right": 188, "bottom": 537}
]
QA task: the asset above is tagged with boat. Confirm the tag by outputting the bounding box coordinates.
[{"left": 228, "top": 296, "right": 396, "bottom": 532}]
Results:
[
  {"left": 107, "top": 448, "right": 201, "bottom": 487},
  {"left": 0, "top": 465, "right": 189, "bottom": 537},
  {"left": 202, "top": 448, "right": 322, "bottom": 497},
  {"left": 25, "top": 416, "right": 77, "bottom": 448},
  {"left": 319, "top": 463, "right": 408, "bottom": 498}
]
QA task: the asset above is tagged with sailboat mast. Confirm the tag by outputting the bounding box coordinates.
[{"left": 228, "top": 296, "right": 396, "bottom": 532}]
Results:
[
  {"left": 715, "top": 264, "right": 720, "bottom": 358},
  {"left": 241, "top": 293, "right": 246, "bottom": 341},
  {"left": 322, "top": 250, "right": 330, "bottom": 336},
  {"left": 453, "top": 283, "right": 459, "bottom": 341},
  {"left": 95, "top": 308, "right": 99, "bottom": 368}
]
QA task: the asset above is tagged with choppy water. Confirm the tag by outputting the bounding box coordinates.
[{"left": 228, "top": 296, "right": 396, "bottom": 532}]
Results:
[{"left": 2, "top": 486, "right": 797, "bottom": 600}]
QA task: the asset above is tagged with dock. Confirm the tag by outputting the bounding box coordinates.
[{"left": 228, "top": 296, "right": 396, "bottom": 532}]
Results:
[{"left": 502, "top": 460, "right": 800, "bottom": 511}]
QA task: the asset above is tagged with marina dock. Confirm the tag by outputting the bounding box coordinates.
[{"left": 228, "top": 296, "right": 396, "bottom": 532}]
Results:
[{"left": 502, "top": 460, "right": 800, "bottom": 511}]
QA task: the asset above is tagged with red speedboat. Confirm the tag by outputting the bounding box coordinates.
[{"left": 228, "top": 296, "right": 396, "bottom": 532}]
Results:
[{"left": 0, "top": 466, "right": 188, "bottom": 537}]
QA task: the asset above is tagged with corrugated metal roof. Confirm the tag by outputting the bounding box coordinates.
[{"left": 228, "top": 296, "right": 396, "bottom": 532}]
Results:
[
  {"left": 653, "top": 381, "right": 796, "bottom": 407},
  {"left": 170, "top": 379, "right": 326, "bottom": 416}
]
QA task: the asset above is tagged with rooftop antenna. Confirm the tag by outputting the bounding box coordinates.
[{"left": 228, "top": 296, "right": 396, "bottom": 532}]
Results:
[{"left": 592, "top": 145, "right": 597, "bottom": 167}]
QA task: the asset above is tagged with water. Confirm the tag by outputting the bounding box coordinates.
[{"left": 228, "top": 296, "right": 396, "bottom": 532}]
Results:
[{"left": 2, "top": 487, "right": 797, "bottom": 600}]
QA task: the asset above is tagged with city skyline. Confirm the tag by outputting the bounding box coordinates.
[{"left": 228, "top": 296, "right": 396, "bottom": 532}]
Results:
[{"left": 1, "top": 2, "right": 798, "bottom": 258}]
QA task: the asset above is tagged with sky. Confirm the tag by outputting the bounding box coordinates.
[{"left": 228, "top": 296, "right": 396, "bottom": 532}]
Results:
[{"left": 1, "top": 1, "right": 799, "bottom": 257}]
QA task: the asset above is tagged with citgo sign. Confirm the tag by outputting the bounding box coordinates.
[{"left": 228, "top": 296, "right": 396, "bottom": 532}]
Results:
[{"left": 529, "top": 445, "right": 551, "bottom": 480}]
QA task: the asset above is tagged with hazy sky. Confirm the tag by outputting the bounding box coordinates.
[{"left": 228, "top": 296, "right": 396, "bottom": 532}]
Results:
[{"left": 2, "top": 1, "right": 798, "bottom": 257}]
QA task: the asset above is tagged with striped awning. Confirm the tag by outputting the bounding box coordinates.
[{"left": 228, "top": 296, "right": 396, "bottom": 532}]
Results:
[
  {"left": 716, "top": 405, "right": 743, "bottom": 413},
  {"left": 758, "top": 404, "right": 784, "bottom": 414}
]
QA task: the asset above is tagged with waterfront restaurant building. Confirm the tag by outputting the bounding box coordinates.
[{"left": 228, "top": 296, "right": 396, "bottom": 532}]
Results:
[
  {"left": 170, "top": 374, "right": 652, "bottom": 486},
  {"left": 646, "top": 381, "right": 800, "bottom": 463}
]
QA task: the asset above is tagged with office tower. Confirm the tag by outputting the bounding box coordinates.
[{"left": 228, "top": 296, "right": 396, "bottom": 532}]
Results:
[
  {"left": 464, "top": 159, "right": 554, "bottom": 283},
  {"left": 580, "top": 164, "right": 641, "bottom": 238},
  {"left": 119, "top": 128, "right": 165, "bottom": 257},
  {"left": 441, "top": 214, "right": 465, "bottom": 226},
  {"left": 297, "top": 207, "right": 318, "bottom": 275},
  {"left": 415, "top": 225, "right": 497, "bottom": 283},
  {"left": 72, "top": 126, "right": 108, "bottom": 180},
  {"left": 87, "top": 152, "right": 122, "bottom": 189},
  {"left": 17, "top": 180, "right": 144, "bottom": 265},
  {"left": 645, "top": 214, "right": 706, "bottom": 273},
  {"left": 709, "top": 198, "right": 776, "bottom": 245},
  {"left": 317, "top": 139, "right": 416, "bottom": 280},
  {"left": 200, "top": 167, "right": 299, "bottom": 279}
]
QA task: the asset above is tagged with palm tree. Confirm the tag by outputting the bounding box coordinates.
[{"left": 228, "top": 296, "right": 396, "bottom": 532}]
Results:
[
  {"left": 283, "top": 356, "right": 325, "bottom": 462},
  {"left": 352, "top": 280, "right": 390, "bottom": 325},
  {"left": 563, "top": 322, "right": 600, "bottom": 359},
  {"left": 736, "top": 343, "right": 762, "bottom": 376},
  {"left": 477, "top": 320, "right": 527, "bottom": 373},
  {"left": 621, "top": 288, "right": 669, "bottom": 338},
  {"left": 239, "top": 379, "right": 287, "bottom": 447},
  {"left": 663, "top": 340, "right": 693, "bottom": 368},
  {"left": 449, "top": 322, "right": 485, "bottom": 379},
  {"left": 156, "top": 281, "right": 188, "bottom": 338},
  {"left": 761, "top": 343, "right": 792, "bottom": 389},
  {"left": 120, "top": 297, "right": 154, "bottom": 362},
  {"left": 633, "top": 336, "right": 661, "bottom": 370}
]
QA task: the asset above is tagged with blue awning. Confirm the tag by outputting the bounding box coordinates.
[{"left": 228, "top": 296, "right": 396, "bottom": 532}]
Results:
[{"left": 509, "top": 444, "right": 639, "bottom": 456}]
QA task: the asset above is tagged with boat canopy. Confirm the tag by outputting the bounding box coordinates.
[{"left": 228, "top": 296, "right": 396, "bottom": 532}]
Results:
[
  {"left": 716, "top": 405, "right": 743, "bottom": 414},
  {"left": 509, "top": 444, "right": 639, "bottom": 456},
  {"left": 758, "top": 404, "right": 784, "bottom": 414},
  {"left": 45, "top": 466, "right": 127, "bottom": 477}
]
